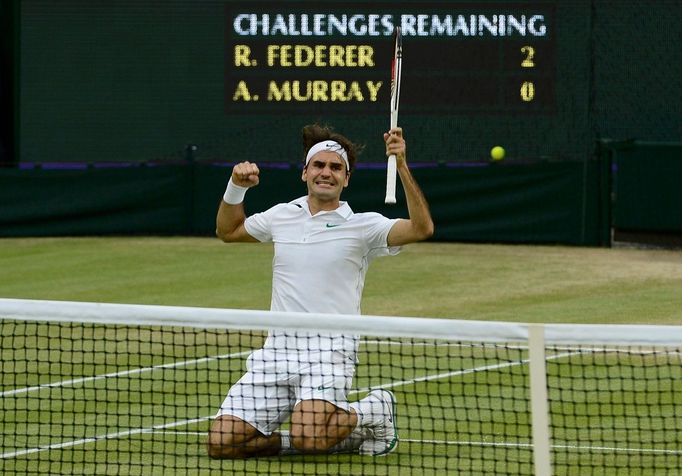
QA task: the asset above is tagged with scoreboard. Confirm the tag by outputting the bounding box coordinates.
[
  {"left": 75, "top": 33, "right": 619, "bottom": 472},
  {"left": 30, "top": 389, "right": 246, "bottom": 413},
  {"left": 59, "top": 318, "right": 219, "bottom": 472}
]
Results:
[{"left": 225, "top": 3, "right": 556, "bottom": 115}]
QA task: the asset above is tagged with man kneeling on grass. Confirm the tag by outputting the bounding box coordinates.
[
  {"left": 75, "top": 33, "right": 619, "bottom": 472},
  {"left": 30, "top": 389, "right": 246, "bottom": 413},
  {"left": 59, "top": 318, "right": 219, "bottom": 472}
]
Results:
[{"left": 207, "top": 123, "right": 433, "bottom": 458}]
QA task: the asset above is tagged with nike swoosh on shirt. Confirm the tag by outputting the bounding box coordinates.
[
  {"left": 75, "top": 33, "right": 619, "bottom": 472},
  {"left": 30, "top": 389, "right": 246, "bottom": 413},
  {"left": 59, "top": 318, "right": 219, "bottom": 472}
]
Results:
[{"left": 325, "top": 223, "right": 341, "bottom": 228}]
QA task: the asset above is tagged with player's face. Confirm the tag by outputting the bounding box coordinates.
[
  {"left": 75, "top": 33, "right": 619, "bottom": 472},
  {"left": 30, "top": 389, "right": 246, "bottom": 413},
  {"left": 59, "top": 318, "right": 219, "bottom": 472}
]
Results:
[{"left": 302, "top": 151, "right": 349, "bottom": 201}]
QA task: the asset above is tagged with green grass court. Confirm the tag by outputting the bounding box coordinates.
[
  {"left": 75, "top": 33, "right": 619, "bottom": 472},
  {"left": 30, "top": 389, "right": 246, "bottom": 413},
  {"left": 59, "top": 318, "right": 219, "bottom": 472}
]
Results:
[
  {"left": 1, "top": 237, "right": 681, "bottom": 324},
  {"left": 1, "top": 238, "right": 681, "bottom": 474}
]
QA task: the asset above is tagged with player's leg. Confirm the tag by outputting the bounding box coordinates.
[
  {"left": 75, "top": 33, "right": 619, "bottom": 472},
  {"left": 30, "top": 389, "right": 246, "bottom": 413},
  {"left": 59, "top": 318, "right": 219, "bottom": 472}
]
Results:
[
  {"left": 289, "top": 399, "right": 359, "bottom": 453},
  {"left": 290, "top": 351, "right": 397, "bottom": 455},
  {"left": 289, "top": 391, "right": 398, "bottom": 456},
  {"left": 207, "top": 415, "right": 281, "bottom": 458},
  {"left": 290, "top": 350, "right": 364, "bottom": 453},
  {"left": 207, "top": 348, "right": 293, "bottom": 459},
  {"left": 351, "top": 389, "right": 399, "bottom": 455}
]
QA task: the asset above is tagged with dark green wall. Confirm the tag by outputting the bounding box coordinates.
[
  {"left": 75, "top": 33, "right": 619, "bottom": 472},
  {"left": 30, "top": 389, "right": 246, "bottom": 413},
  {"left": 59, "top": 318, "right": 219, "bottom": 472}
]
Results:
[
  {"left": 6, "top": 142, "right": 679, "bottom": 245},
  {"left": 0, "top": 161, "right": 608, "bottom": 245},
  {"left": 592, "top": 2, "right": 682, "bottom": 141},
  {"left": 0, "top": 165, "right": 193, "bottom": 235},
  {"left": 609, "top": 141, "right": 682, "bottom": 233},
  {"left": 0, "top": 0, "right": 18, "bottom": 166}
]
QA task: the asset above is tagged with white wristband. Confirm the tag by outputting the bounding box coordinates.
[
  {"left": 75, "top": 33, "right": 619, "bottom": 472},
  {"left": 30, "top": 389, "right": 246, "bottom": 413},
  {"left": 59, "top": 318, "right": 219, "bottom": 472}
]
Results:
[{"left": 223, "top": 178, "right": 249, "bottom": 204}]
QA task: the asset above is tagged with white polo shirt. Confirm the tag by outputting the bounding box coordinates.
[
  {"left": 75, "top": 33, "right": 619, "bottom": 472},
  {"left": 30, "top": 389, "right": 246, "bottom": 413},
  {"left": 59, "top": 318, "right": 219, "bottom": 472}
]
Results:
[{"left": 244, "top": 196, "right": 401, "bottom": 356}]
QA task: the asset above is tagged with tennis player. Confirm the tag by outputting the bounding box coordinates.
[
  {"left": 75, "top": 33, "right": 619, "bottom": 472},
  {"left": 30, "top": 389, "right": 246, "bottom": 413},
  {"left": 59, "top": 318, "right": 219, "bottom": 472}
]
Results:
[{"left": 207, "top": 124, "right": 434, "bottom": 459}]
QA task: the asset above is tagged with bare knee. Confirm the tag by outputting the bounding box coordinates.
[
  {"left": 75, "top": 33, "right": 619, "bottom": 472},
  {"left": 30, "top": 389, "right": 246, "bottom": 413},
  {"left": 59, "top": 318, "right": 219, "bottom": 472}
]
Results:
[
  {"left": 207, "top": 415, "right": 283, "bottom": 459},
  {"left": 207, "top": 421, "right": 242, "bottom": 459},
  {"left": 290, "top": 400, "right": 354, "bottom": 453},
  {"left": 207, "top": 415, "right": 257, "bottom": 459},
  {"left": 207, "top": 438, "right": 241, "bottom": 459},
  {"left": 291, "top": 434, "right": 329, "bottom": 453}
]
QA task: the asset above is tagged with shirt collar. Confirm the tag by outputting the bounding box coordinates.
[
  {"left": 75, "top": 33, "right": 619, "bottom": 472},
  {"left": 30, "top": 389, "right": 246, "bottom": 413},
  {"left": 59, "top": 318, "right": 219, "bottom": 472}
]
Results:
[{"left": 290, "top": 196, "right": 354, "bottom": 220}]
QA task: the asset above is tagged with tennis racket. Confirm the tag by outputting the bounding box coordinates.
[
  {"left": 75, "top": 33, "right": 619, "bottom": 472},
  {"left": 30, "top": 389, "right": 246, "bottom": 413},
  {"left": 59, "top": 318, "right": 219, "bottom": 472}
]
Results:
[{"left": 384, "top": 26, "right": 403, "bottom": 204}]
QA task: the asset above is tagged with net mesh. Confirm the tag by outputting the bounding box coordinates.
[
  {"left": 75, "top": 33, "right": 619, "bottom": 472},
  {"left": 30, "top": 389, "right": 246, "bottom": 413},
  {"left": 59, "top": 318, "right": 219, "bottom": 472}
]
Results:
[
  {"left": 547, "top": 345, "right": 682, "bottom": 475},
  {"left": 1, "top": 299, "right": 681, "bottom": 475}
]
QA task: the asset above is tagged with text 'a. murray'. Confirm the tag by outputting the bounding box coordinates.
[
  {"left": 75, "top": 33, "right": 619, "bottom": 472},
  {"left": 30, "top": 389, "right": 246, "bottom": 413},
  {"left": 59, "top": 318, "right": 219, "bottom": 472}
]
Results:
[{"left": 231, "top": 80, "right": 383, "bottom": 102}]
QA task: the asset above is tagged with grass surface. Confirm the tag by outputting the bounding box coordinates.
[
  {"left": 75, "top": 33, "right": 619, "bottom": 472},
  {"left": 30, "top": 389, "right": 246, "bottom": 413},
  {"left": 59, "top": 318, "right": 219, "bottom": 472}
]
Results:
[
  {"left": 1, "top": 237, "right": 681, "bottom": 324},
  {"left": 1, "top": 238, "right": 681, "bottom": 475}
]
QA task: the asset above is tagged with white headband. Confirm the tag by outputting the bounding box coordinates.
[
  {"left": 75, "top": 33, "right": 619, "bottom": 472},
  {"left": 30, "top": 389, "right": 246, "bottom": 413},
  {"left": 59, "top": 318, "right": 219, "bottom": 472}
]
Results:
[{"left": 305, "top": 140, "right": 350, "bottom": 171}]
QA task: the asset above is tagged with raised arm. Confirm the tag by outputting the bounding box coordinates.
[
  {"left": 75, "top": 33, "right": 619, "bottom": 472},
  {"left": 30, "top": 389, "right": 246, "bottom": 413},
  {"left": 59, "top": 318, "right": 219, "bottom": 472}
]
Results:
[
  {"left": 384, "top": 128, "right": 435, "bottom": 247},
  {"left": 216, "top": 161, "right": 260, "bottom": 243}
]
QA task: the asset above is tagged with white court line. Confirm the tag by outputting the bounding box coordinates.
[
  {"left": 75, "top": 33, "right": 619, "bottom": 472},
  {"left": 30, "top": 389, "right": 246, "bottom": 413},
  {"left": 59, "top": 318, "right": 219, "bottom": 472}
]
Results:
[
  {"left": 365, "top": 340, "right": 682, "bottom": 356},
  {"left": 0, "top": 418, "right": 211, "bottom": 459},
  {"left": 150, "top": 433, "right": 682, "bottom": 456},
  {"left": 403, "top": 439, "right": 682, "bottom": 456},
  {"left": 354, "top": 349, "right": 578, "bottom": 394},
  {"left": 0, "top": 350, "right": 251, "bottom": 398},
  {"left": 5, "top": 338, "right": 660, "bottom": 399},
  {"left": 0, "top": 339, "right": 529, "bottom": 398},
  {"left": 400, "top": 438, "right": 682, "bottom": 455},
  {"left": 1, "top": 347, "right": 576, "bottom": 459}
]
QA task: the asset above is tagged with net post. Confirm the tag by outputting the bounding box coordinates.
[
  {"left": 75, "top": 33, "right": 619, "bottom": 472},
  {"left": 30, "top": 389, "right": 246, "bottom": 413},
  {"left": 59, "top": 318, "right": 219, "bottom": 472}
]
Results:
[{"left": 528, "top": 324, "right": 552, "bottom": 476}]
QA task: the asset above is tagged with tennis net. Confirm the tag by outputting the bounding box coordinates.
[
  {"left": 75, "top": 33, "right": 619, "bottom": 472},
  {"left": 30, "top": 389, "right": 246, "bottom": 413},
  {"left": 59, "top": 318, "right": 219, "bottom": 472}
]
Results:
[{"left": 1, "top": 298, "right": 681, "bottom": 475}]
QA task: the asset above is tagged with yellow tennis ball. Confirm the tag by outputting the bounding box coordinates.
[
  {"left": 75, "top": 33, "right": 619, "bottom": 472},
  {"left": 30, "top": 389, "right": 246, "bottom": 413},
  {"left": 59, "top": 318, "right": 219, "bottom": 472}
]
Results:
[{"left": 491, "top": 146, "right": 505, "bottom": 161}]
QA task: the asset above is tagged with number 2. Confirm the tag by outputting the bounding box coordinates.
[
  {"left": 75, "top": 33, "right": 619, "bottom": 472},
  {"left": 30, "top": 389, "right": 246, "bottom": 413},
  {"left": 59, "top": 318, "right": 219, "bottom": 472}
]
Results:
[{"left": 521, "top": 46, "right": 535, "bottom": 68}]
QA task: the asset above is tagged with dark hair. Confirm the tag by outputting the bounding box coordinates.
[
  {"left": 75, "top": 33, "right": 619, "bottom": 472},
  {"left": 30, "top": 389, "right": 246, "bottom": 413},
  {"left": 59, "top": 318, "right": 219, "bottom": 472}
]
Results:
[{"left": 302, "top": 124, "right": 363, "bottom": 173}]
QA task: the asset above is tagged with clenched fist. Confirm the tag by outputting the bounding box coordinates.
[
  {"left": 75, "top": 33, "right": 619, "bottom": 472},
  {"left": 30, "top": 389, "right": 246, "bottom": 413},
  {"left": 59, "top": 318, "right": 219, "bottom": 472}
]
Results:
[{"left": 232, "top": 161, "right": 260, "bottom": 188}]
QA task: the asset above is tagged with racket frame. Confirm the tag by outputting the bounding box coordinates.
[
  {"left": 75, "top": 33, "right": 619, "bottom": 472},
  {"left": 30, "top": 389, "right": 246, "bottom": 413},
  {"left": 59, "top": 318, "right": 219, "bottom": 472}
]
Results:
[{"left": 385, "top": 27, "right": 403, "bottom": 204}]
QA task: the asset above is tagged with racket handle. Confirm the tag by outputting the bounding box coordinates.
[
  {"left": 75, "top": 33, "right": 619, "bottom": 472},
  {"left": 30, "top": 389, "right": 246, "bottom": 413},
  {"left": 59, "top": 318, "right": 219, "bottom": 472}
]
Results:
[{"left": 385, "top": 154, "right": 397, "bottom": 204}]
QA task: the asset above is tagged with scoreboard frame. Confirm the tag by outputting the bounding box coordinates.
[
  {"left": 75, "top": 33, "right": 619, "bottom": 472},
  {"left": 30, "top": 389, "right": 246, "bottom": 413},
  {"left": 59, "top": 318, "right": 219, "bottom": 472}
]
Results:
[{"left": 225, "top": 2, "right": 556, "bottom": 115}]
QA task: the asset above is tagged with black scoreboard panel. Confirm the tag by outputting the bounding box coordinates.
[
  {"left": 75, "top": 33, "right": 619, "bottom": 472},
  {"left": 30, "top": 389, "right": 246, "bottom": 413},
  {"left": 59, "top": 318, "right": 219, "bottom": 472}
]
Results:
[
  {"left": 225, "top": 3, "right": 556, "bottom": 115},
  {"left": 19, "top": 0, "right": 595, "bottom": 164}
]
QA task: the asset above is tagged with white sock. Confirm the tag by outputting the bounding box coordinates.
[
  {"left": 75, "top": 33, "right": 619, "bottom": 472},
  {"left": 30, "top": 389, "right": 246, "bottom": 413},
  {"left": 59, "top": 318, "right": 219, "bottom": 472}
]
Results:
[
  {"left": 278, "top": 426, "right": 370, "bottom": 455},
  {"left": 278, "top": 431, "right": 300, "bottom": 455},
  {"left": 329, "top": 425, "right": 370, "bottom": 453}
]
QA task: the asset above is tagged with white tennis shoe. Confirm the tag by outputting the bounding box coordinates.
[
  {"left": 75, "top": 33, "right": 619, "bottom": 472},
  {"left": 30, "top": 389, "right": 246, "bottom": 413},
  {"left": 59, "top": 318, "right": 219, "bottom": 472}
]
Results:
[{"left": 358, "top": 389, "right": 398, "bottom": 456}]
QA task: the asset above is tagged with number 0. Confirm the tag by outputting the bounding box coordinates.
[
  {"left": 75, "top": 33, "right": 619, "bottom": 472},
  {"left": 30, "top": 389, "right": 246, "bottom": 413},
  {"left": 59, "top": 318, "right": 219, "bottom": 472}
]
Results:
[{"left": 521, "top": 81, "right": 535, "bottom": 102}]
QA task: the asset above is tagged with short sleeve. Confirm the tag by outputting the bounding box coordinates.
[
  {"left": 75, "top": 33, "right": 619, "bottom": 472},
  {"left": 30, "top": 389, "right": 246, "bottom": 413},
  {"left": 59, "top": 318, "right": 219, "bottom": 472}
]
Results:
[
  {"left": 362, "top": 212, "right": 402, "bottom": 259},
  {"left": 244, "top": 203, "right": 287, "bottom": 242}
]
